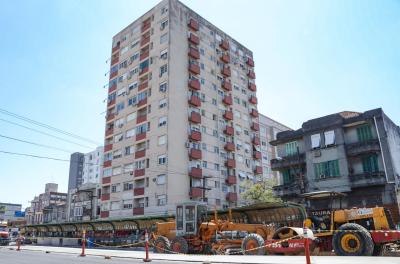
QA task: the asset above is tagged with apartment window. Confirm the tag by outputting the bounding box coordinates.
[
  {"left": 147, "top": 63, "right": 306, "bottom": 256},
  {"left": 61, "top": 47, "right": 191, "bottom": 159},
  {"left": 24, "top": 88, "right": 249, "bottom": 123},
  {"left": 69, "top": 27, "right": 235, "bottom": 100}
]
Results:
[
  {"left": 103, "top": 168, "right": 112, "bottom": 177},
  {"left": 285, "top": 141, "right": 298, "bottom": 156},
  {"left": 214, "top": 146, "right": 219, "bottom": 153},
  {"left": 157, "top": 174, "right": 166, "bottom": 185},
  {"left": 136, "top": 159, "right": 146, "bottom": 169},
  {"left": 113, "top": 149, "right": 122, "bottom": 159},
  {"left": 128, "top": 96, "right": 137, "bottom": 106},
  {"left": 202, "top": 161, "right": 207, "bottom": 168},
  {"left": 314, "top": 160, "right": 340, "bottom": 179},
  {"left": 362, "top": 155, "right": 379, "bottom": 173},
  {"left": 159, "top": 64, "right": 168, "bottom": 77},
  {"left": 125, "top": 145, "right": 134, "bottom": 155},
  {"left": 123, "top": 201, "right": 133, "bottom": 209},
  {"left": 120, "top": 46, "right": 128, "bottom": 55},
  {"left": 128, "top": 82, "right": 138, "bottom": 91},
  {"left": 201, "top": 126, "right": 206, "bottom": 133},
  {"left": 113, "top": 166, "right": 122, "bottom": 175},
  {"left": 116, "top": 102, "right": 125, "bottom": 112},
  {"left": 160, "top": 33, "right": 168, "bottom": 44},
  {"left": 74, "top": 207, "right": 82, "bottom": 217},
  {"left": 282, "top": 169, "right": 295, "bottom": 185},
  {"left": 158, "top": 116, "right": 167, "bottom": 127},
  {"left": 136, "top": 123, "right": 148, "bottom": 134},
  {"left": 213, "top": 130, "right": 218, "bottom": 137},
  {"left": 131, "top": 39, "right": 139, "bottom": 49},
  {"left": 357, "top": 124, "right": 373, "bottom": 142},
  {"left": 159, "top": 82, "right": 168, "bottom": 92},
  {"left": 234, "top": 110, "right": 241, "bottom": 119},
  {"left": 161, "top": 6, "right": 168, "bottom": 14},
  {"left": 115, "top": 118, "right": 124, "bottom": 128},
  {"left": 114, "top": 133, "right": 123, "bottom": 143},
  {"left": 126, "top": 128, "right": 135, "bottom": 138},
  {"left": 159, "top": 98, "right": 167, "bottom": 108},
  {"left": 158, "top": 135, "right": 166, "bottom": 145},
  {"left": 212, "top": 98, "right": 217, "bottom": 105},
  {"left": 111, "top": 184, "right": 118, "bottom": 193},
  {"left": 202, "top": 143, "right": 207, "bottom": 150},
  {"left": 158, "top": 155, "right": 167, "bottom": 165},
  {"left": 160, "top": 19, "right": 168, "bottom": 30},
  {"left": 124, "top": 163, "right": 134, "bottom": 173},
  {"left": 127, "top": 112, "right": 137, "bottom": 122},
  {"left": 123, "top": 182, "right": 133, "bottom": 191},
  {"left": 160, "top": 49, "right": 168, "bottom": 60},
  {"left": 157, "top": 195, "right": 167, "bottom": 206},
  {"left": 311, "top": 134, "right": 321, "bottom": 149},
  {"left": 324, "top": 130, "right": 335, "bottom": 146}
]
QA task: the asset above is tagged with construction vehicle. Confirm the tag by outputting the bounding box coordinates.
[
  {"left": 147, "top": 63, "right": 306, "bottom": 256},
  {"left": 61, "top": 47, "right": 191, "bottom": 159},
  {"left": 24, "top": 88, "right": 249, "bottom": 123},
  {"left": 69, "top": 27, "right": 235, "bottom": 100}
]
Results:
[
  {"left": 301, "top": 191, "right": 400, "bottom": 256},
  {"left": 0, "top": 221, "right": 10, "bottom": 246},
  {"left": 152, "top": 202, "right": 313, "bottom": 255}
]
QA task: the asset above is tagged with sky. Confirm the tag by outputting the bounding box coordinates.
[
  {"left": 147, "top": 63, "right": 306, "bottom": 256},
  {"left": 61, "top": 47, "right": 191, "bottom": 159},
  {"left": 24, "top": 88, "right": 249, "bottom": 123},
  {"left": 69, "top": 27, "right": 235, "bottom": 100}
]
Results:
[{"left": 0, "top": 0, "right": 399, "bottom": 209}]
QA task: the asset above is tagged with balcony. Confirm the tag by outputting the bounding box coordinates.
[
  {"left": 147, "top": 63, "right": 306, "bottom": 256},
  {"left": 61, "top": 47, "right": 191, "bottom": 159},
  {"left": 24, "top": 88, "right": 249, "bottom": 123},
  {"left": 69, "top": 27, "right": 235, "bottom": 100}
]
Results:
[
  {"left": 221, "top": 66, "right": 231, "bottom": 77},
  {"left": 189, "top": 149, "right": 202, "bottom": 160},
  {"left": 141, "top": 22, "right": 151, "bottom": 33},
  {"left": 189, "top": 64, "right": 200, "bottom": 75},
  {"left": 223, "top": 111, "right": 233, "bottom": 120},
  {"left": 189, "top": 130, "right": 202, "bottom": 141},
  {"left": 111, "top": 56, "right": 119, "bottom": 66},
  {"left": 134, "top": 187, "right": 145, "bottom": 196},
  {"left": 188, "top": 95, "right": 201, "bottom": 107},
  {"left": 224, "top": 125, "right": 234, "bottom": 136},
  {"left": 137, "top": 98, "right": 148, "bottom": 107},
  {"left": 133, "top": 207, "right": 144, "bottom": 215},
  {"left": 253, "top": 151, "right": 261, "bottom": 160},
  {"left": 139, "top": 67, "right": 149, "bottom": 75},
  {"left": 188, "top": 48, "right": 200, "bottom": 59},
  {"left": 102, "top": 176, "right": 111, "bottom": 184},
  {"left": 190, "top": 187, "right": 203, "bottom": 198},
  {"left": 101, "top": 193, "right": 110, "bottom": 201},
  {"left": 223, "top": 95, "right": 233, "bottom": 105},
  {"left": 349, "top": 171, "right": 386, "bottom": 188},
  {"left": 221, "top": 80, "right": 232, "bottom": 91},
  {"left": 140, "top": 36, "right": 150, "bottom": 47},
  {"left": 226, "top": 175, "right": 237, "bottom": 185},
  {"left": 138, "top": 81, "right": 148, "bottom": 91},
  {"left": 220, "top": 54, "right": 230, "bottom": 64},
  {"left": 251, "top": 122, "right": 260, "bottom": 131},
  {"left": 104, "top": 144, "right": 113, "bottom": 152},
  {"left": 188, "top": 18, "right": 199, "bottom": 31},
  {"left": 226, "top": 158, "right": 236, "bottom": 168},
  {"left": 106, "top": 113, "right": 115, "bottom": 122},
  {"left": 136, "top": 132, "right": 146, "bottom": 141},
  {"left": 224, "top": 142, "right": 235, "bottom": 152},
  {"left": 249, "top": 96, "right": 257, "bottom": 105},
  {"left": 110, "top": 70, "right": 118, "bottom": 79},
  {"left": 189, "top": 112, "right": 201, "bottom": 123},
  {"left": 136, "top": 114, "right": 147, "bottom": 124},
  {"left": 247, "top": 70, "right": 256, "bottom": 79},
  {"left": 189, "top": 167, "right": 202, "bottom": 179},
  {"left": 254, "top": 166, "right": 263, "bottom": 174},
  {"left": 345, "top": 139, "right": 380, "bottom": 157},
  {"left": 108, "top": 84, "right": 117, "bottom": 93},
  {"left": 271, "top": 153, "right": 306, "bottom": 170},
  {"left": 252, "top": 136, "right": 260, "bottom": 145},
  {"left": 226, "top": 192, "right": 237, "bottom": 202},
  {"left": 107, "top": 98, "right": 116, "bottom": 107},
  {"left": 220, "top": 40, "right": 229, "bottom": 50},
  {"left": 273, "top": 183, "right": 301, "bottom": 197},
  {"left": 135, "top": 149, "right": 146, "bottom": 159},
  {"left": 134, "top": 169, "right": 145, "bottom": 177},
  {"left": 105, "top": 128, "right": 114, "bottom": 137},
  {"left": 103, "top": 160, "right": 112, "bottom": 168},
  {"left": 188, "top": 33, "right": 200, "bottom": 45},
  {"left": 246, "top": 57, "right": 254, "bottom": 67},
  {"left": 189, "top": 79, "right": 201, "bottom": 90},
  {"left": 248, "top": 83, "right": 257, "bottom": 92},
  {"left": 112, "top": 43, "right": 120, "bottom": 54},
  {"left": 140, "top": 51, "right": 149, "bottom": 61},
  {"left": 250, "top": 109, "right": 259, "bottom": 118},
  {"left": 100, "top": 211, "right": 109, "bottom": 218}
]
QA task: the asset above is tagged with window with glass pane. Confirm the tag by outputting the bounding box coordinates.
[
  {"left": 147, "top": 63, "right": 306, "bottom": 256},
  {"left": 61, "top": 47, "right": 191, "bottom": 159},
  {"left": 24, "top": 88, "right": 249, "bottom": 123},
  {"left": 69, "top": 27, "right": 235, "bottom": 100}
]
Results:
[
  {"left": 285, "top": 141, "right": 298, "bottom": 156},
  {"left": 362, "top": 155, "right": 379, "bottom": 173},
  {"left": 357, "top": 125, "right": 373, "bottom": 142},
  {"left": 314, "top": 160, "right": 340, "bottom": 179}
]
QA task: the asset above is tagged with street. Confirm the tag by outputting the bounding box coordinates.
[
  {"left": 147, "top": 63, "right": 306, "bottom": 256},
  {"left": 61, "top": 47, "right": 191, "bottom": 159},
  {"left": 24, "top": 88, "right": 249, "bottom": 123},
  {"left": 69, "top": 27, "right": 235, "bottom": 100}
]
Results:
[{"left": 2, "top": 245, "right": 400, "bottom": 264}]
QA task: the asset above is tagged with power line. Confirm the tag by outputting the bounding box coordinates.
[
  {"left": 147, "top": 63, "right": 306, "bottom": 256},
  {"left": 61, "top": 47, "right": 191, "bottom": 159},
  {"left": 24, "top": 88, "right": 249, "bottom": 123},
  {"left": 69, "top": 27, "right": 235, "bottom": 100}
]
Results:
[{"left": 0, "top": 108, "right": 100, "bottom": 145}]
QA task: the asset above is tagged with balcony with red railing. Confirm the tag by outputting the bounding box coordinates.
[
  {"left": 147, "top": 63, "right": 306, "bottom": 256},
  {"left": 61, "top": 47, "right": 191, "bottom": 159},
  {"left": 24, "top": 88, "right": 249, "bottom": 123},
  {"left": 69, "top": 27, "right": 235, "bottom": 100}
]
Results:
[
  {"left": 107, "top": 98, "right": 116, "bottom": 107},
  {"left": 102, "top": 176, "right": 111, "bottom": 184},
  {"left": 251, "top": 122, "right": 260, "bottom": 131},
  {"left": 138, "top": 81, "right": 148, "bottom": 91},
  {"left": 253, "top": 151, "right": 261, "bottom": 160},
  {"left": 133, "top": 207, "right": 144, "bottom": 215},
  {"left": 136, "top": 114, "right": 147, "bottom": 124},
  {"left": 188, "top": 33, "right": 199, "bottom": 45},
  {"left": 112, "top": 42, "right": 120, "bottom": 54},
  {"left": 137, "top": 98, "right": 148, "bottom": 107},
  {"left": 224, "top": 142, "right": 235, "bottom": 152},
  {"left": 222, "top": 95, "right": 232, "bottom": 105},
  {"left": 189, "top": 149, "right": 202, "bottom": 159},
  {"left": 103, "top": 160, "right": 112, "bottom": 168},
  {"left": 189, "top": 167, "right": 202, "bottom": 179},
  {"left": 135, "top": 149, "right": 146, "bottom": 159},
  {"left": 226, "top": 158, "right": 236, "bottom": 168},
  {"left": 246, "top": 57, "right": 254, "bottom": 67},
  {"left": 189, "top": 130, "right": 202, "bottom": 141},
  {"left": 223, "top": 111, "right": 233, "bottom": 120},
  {"left": 111, "top": 56, "right": 119, "bottom": 66},
  {"left": 140, "top": 36, "right": 150, "bottom": 47},
  {"left": 190, "top": 187, "right": 202, "bottom": 198},
  {"left": 248, "top": 82, "right": 257, "bottom": 92},
  {"left": 249, "top": 96, "right": 257, "bottom": 105},
  {"left": 220, "top": 54, "right": 230, "bottom": 64},
  {"left": 254, "top": 166, "right": 263, "bottom": 174},
  {"left": 140, "top": 51, "right": 149, "bottom": 61},
  {"left": 221, "top": 66, "right": 231, "bottom": 77},
  {"left": 188, "top": 95, "right": 201, "bottom": 107},
  {"left": 224, "top": 125, "right": 234, "bottom": 136},
  {"left": 139, "top": 67, "right": 149, "bottom": 75},
  {"left": 220, "top": 40, "right": 229, "bottom": 50},
  {"left": 134, "top": 169, "right": 145, "bottom": 177},
  {"left": 188, "top": 18, "right": 199, "bottom": 31},
  {"left": 110, "top": 70, "right": 118, "bottom": 80},
  {"left": 141, "top": 22, "right": 151, "bottom": 33},
  {"left": 104, "top": 144, "right": 113, "bottom": 152},
  {"left": 105, "top": 128, "right": 114, "bottom": 137},
  {"left": 108, "top": 84, "right": 117, "bottom": 94},
  {"left": 189, "top": 64, "right": 200, "bottom": 75},
  {"left": 189, "top": 112, "right": 201, "bottom": 123},
  {"left": 101, "top": 193, "right": 110, "bottom": 201},
  {"left": 189, "top": 79, "right": 201, "bottom": 90},
  {"left": 252, "top": 136, "right": 260, "bottom": 145},
  {"left": 100, "top": 211, "right": 109, "bottom": 218},
  {"left": 250, "top": 109, "right": 259, "bottom": 118},
  {"left": 136, "top": 132, "right": 146, "bottom": 141},
  {"left": 226, "top": 192, "right": 238, "bottom": 202},
  {"left": 247, "top": 70, "right": 256, "bottom": 79},
  {"left": 226, "top": 175, "right": 237, "bottom": 185},
  {"left": 188, "top": 48, "right": 200, "bottom": 59},
  {"left": 134, "top": 187, "right": 145, "bottom": 196},
  {"left": 106, "top": 113, "right": 115, "bottom": 122},
  {"left": 221, "top": 80, "right": 232, "bottom": 91}
]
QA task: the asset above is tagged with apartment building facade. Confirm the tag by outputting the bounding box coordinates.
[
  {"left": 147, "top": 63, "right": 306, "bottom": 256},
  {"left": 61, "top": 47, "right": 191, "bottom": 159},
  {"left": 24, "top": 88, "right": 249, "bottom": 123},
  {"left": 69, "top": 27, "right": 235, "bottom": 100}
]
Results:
[
  {"left": 102, "top": 0, "right": 260, "bottom": 218},
  {"left": 68, "top": 152, "right": 84, "bottom": 191},
  {"left": 270, "top": 108, "right": 400, "bottom": 223},
  {"left": 82, "top": 146, "right": 104, "bottom": 185},
  {"left": 259, "top": 114, "right": 291, "bottom": 183}
]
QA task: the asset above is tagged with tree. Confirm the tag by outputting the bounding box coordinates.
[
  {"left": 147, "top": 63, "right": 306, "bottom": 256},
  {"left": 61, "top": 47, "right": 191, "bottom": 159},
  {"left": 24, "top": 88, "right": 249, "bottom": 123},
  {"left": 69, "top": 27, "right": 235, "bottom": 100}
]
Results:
[{"left": 240, "top": 179, "right": 282, "bottom": 204}]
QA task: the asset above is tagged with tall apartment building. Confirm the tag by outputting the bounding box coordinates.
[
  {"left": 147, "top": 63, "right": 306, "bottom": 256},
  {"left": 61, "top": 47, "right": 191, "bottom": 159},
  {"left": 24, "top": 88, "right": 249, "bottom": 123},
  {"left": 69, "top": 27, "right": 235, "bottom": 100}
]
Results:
[
  {"left": 102, "top": 0, "right": 260, "bottom": 218},
  {"left": 68, "top": 152, "right": 84, "bottom": 191},
  {"left": 259, "top": 114, "right": 291, "bottom": 183},
  {"left": 82, "top": 146, "right": 104, "bottom": 185},
  {"left": 270, "top": 108, "right": 400, "bottom": 224}
]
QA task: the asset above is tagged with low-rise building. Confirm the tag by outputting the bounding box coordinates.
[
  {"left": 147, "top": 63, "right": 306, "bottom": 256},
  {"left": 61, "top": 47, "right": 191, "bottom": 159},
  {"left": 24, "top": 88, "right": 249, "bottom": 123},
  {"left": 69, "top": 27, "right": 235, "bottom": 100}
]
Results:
[
  {"left": 0, "top": 203, "right": 23, "bottom": 223},
  {"left": 270, "top": 108, "right": 400, "bottom": 224},
  {"left": 67, "top": 183, "right": 100, "bottom": 222}
]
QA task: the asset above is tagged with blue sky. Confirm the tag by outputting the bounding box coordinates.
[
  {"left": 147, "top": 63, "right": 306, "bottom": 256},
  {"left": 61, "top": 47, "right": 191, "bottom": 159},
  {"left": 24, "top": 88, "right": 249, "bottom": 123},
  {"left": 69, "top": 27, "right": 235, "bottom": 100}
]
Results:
[{"left": 0, "top": 0, "right": 399, "bottom": 208}]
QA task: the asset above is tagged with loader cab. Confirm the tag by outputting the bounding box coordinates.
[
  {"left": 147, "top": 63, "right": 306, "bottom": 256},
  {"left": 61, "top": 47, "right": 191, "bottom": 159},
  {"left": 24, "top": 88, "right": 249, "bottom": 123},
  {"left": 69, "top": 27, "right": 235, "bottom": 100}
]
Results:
[{"left": 175, "top": 202, "right": 207, "bottom": 236}]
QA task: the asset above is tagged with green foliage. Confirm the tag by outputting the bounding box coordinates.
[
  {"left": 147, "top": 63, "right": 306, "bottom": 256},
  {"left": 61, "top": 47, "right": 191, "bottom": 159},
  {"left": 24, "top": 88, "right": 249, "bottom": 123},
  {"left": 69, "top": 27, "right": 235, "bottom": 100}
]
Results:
[{"left": 240, "top": 179, "right": 282, "bottom": 204}]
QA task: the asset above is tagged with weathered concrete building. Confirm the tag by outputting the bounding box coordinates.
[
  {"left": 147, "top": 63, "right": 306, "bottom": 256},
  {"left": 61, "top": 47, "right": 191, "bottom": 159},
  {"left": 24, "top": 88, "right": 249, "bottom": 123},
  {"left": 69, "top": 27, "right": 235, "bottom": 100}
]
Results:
[
  {"left": 270, "top": 108, "right": 400, "bottom": 223},
  {"left": 67, "top": 183, "right": 100, "bottom": 222}
]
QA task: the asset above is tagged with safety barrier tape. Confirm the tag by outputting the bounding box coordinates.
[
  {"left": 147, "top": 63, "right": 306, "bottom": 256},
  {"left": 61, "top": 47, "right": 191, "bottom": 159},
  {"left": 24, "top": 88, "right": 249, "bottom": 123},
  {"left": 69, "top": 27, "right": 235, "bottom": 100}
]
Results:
[{"left": 87, "top": 240, "right": 146, "bottom": 248}]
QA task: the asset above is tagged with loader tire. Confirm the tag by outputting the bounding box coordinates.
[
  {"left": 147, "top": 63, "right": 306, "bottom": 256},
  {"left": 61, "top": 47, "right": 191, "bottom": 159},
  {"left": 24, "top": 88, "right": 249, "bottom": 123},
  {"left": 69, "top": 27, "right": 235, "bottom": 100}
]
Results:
[
  {"left": 332, "top": 223, "right": 374, "bottom": 256},
  {"left": 242, "top": 233, "right": 265, "bottom": 255},
  {"left": 171, "top": 236, "right": 189, "bottom": 254},
  {"left": 153, "top": 236, "right": 170, "bottom": 253}
]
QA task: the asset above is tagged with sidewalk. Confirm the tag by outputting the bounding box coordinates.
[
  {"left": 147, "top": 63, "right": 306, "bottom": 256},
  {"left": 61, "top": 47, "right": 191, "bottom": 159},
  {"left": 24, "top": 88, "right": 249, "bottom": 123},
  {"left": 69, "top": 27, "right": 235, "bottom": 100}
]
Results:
[{"left": 6, "top": 245, "right": 400, "bottom": 264}]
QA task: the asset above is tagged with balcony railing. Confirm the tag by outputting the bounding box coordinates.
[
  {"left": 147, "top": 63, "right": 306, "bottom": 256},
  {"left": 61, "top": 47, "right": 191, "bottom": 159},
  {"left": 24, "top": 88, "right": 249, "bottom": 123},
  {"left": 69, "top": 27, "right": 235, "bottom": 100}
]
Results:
[
  {"left": 104, "top": 144, "right": 113, "bottom": 152},
  {"left": 136, "top": 114, "right": 147, "bottom": 124},
  {"left": 246, "top": 57, "right": 254, "bottom": 67},
  {"left": 254, "top": 166, "right": 263, "bottom": 174},
  {"left": 221, "top": 66, "right": 231, "bottom": 77},
  {"left": 224, "top": 125, "right": 234, "bottom": 136},
  {"left": 138, "top": 81, "right": 148, "bottom": 91},
  {"left": 105, "top": 128, "right": 114, "bottom": 137},
  {"left": 189, "top": 112, "right": 201, "bottom": 123},
  {"left": 345, "top": 139, "right": 380, "bottom": 157},
  {"left": 188, "top": 18, "right": 199, "bottom": 31},
  {"left": 103, "top": 160, "right": 112, "bottom": 168},
  {"left": 226, "top": 158, "right": 236, "bottom": 168},
  {"left": 136, "top": 132, "right": 146, "bottom": 141},
  {"left": 188, "top": 33, "right": 199, "bottom": 45},
  {"left": 349, "top": 171, "right": 386, "bottom": 188},
  {"left": 249, "top": 96, "right": 257, "bottom": 105},
  {"left": 247, "top": 70, "right": 256, "bottom": 79},
  {"left": 189, "top": 130, "right": 202, "bottom": 141},
  {"left": 220, "top": 54, "right": 230, "bottom": 64},
  {"left": 270, "top": 153, "right": 306, "bottom": 170},
  {"left": 102, "top": 176, "right": 111, "bottom": 184},
  {"left": 137, "top": 97, "right": 148, "bottom": 107},
  {"left": 101, "top": 193, "right": 110, "bottom": 201},
  {"left": 221, "top": 80, "right": 232, "bottom": 91},
  {"left": 190, "top": 187, "right": 202, "bottom": 198},
  {"left": 140, "top": 51, "right": 149, "bottom": 61},
  {"left": 135, "top": 149, "right": 146, "bottom": 159},
  {"left": 273, "top": 183, "right": 301, "bottom": 197},
  {"left": 189, "top": 64, "right": 200, "bottom": 75},
  {"left": 253, "top": 151, "right": 261, "bottom": 160},
  {"left": 188, "top": 95, "right": 201, "bottom": 107},
  {"left": 189, "top": 149, "right": 202, "bottom": 159},
  {"left": 251, "top": 122, "right": 259, "bottom": 131},
  {"left": 250, "top": 109, "right": 259, "bottom": 118},
  {"left": 248, "top": 83, "right": 256, "bottom": 92},
  {"left": 226, "top": 192, "right": 237, "bottom": 202},
  {"left": 224, "top": 142, "right": 235, "bottom": 152},
  {"left": 100, "top": 211, "right": 109, "bottom": 218},
  {"left": 133, "top": 207, "right": 144, "bottom": 215},
  {"left": 188, "top": 48, "right": 200, "bottom": 59},
  {"left": 223, "top": 111, "right": 233, "bottom": 120},
  {"left": 134, "top": 187, "right": 145, "bottom": 196},
  {"left": 189, "top": 167, "right": 202, "bottom": 179},
  {"left": 220, "top": 40, "right": 229, "bottom": 50},
  {"left": 222, "top": 95, "right": 232, "bottom": 105},
  {"left": 134, "top": 169, "right": 145, "bottom": 177},
  {"left": 226, "top": 175, "right": 237, "bottom": 185},
  {"left": 189, "top": 79, "right": 201, "bottom": 90}
]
